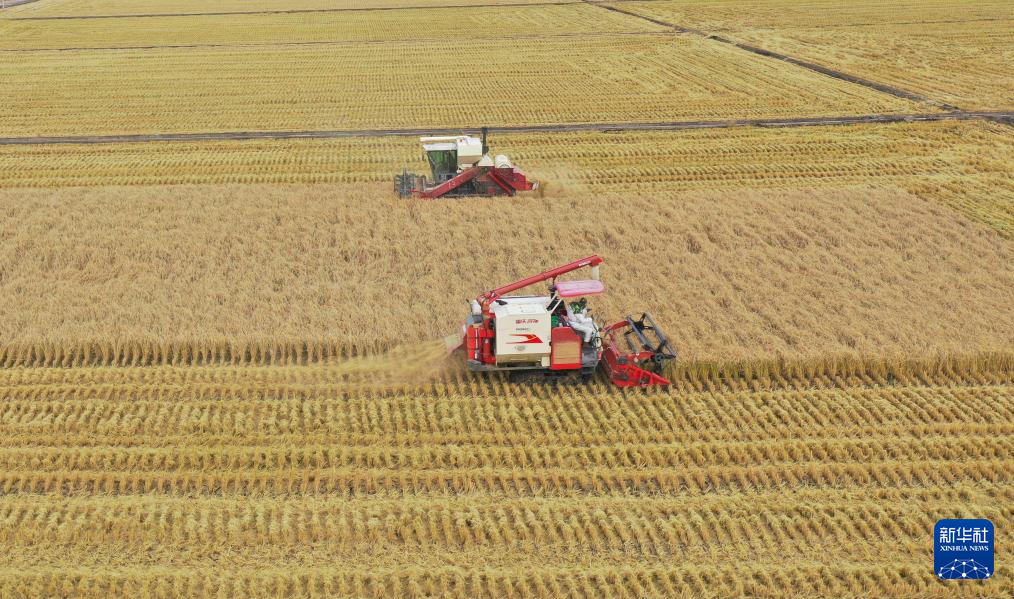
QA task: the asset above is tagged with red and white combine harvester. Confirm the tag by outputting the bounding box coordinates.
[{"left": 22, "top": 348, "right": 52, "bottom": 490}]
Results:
[
  {"left": 395, "top": 128, "right": 539, "bottom": 199},
  {"left": 448, "top": 256, "right": 677, "bottom": 387}
]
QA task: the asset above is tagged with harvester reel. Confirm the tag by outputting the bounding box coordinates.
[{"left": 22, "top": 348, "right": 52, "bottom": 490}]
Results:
[
  {"left": 394, "top": 170, "right": 426, "bottom": 198},
  {"left": 623, "top": 312, "right": 678, "bottom": 372}
]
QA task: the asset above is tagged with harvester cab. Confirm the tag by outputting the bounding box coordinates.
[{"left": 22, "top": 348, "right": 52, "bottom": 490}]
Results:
[
  {"left": 395, "top": 128, "right": 539, "bottom": 199},
  {"left": 449, "top": 256, "right": 677, "bottom": 387}
]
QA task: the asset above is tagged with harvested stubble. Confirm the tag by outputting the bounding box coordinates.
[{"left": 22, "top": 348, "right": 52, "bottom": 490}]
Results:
[
  {"left": 619, "top": 0, "right": 1014, "bottom": 110},
  {"left": 617, "top": 0, "right": 1013, "bottom": 31},
  {"left": 5, "top": 0, "right": 570, "bottom": 18},
  {"left": 0, "top": 4, "right": 658, "bottom": 50},
  {"left": 0, "top": 184, "right": 1010, "bottom": 371},
  {"left": 0, "top": 30, "right": 919, "bottom": 137},
  {"left": 2, "top": 122, "right": 1010, "bottom": 239},
  {"left": 0, "top": 364, "right": 1010, "bottom": 597}
]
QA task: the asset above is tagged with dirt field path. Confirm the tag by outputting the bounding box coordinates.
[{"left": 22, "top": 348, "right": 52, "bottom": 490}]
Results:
[{"left": 0, "top": 111, "right": 1008, "bottom": 145}]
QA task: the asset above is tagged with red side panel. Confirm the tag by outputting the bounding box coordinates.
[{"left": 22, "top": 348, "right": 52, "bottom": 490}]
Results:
[
  {"left": 420, "top": 166, "right": 482, "bottom": 199},
  {"left": 464, "top": 320, "right": 496, "bottom": 364},
  {"left": 550, "top": 327, "right": 582, "bottom": 370},
  {"left": 494, "top": 167, "right": 536, "bottom": 192}
]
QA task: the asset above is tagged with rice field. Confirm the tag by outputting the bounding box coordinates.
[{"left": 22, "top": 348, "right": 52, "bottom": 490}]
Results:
[
  {"left": 2, "top": 1, "right": 1012, "bottom": 597},
  {"left": 0, "top": 3, "right": 659, "bottom": 49},
  {"left": 4, "top": 0, "right": 570, "bottom": 18},
  {"left": 1, "top": 184, "right": 1011, "bottom": 369},
  {"left": 0, "top": 35, "right": 919, "bottom": 137},
  {"left": 3, "top": 121, "right": 1011, "bottom": 237},
  {"left": 615, "top": 0, "right": 1013, "bottom": 31},
  {"left": 618, "top": 0, "right": 1014, "bottom": 110},
  {"left": 0, "top": 363, "right": 1010, "bottom": 597}
]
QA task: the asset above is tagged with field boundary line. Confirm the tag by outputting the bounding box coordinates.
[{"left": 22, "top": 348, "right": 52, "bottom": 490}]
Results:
[
  {"left": 7, "top": 1, "right": 585, "bottom": 20},
  {"left": 586, "top": 1, "right": 961, "bottom": 111},
  {"left": 1, "top": 112, "right": 1010, "bottom": 146}
]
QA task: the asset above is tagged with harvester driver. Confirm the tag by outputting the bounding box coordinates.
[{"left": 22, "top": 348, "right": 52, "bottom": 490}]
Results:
[{"left": 566, "top": 297, "right": 599, "bottom": 344}]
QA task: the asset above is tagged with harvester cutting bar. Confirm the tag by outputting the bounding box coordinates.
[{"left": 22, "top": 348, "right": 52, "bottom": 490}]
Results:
[{"left": 601, "top": 312, "right": 676, "bottom": 387}]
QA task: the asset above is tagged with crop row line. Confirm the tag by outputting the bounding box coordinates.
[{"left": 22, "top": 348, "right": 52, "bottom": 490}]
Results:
[
  {"left": 3, "top": 423, "right": 1008, "bottom": 450},
  {"left": 1, "top": 386, "right": 1009, "bottom": 440},
  {"left": 4, "top": 351, "right": 1007, "bottom": 386},
  {"left": 2, "top": 386, "right": 1009, "bottom": 436},
  {"left": 0, "top": 563, "right": 1009, "bottom": 599},
  {"left": 1, "top": 436, "right": 1008, "bottom": 473},
  {"left": 0, "top": 460, "right": 1006, "bottom": 496},
  {"left": 0, "top": 496, "right": 999, "bottom": 554}
]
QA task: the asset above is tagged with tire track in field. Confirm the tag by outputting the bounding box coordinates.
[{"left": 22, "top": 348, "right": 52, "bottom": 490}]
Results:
[
  {"left": 585, "top": 1, "right": 962, "bottom": 111},
  {"left": 0, "top": 111, "right": 1009, "bottom": 146}
]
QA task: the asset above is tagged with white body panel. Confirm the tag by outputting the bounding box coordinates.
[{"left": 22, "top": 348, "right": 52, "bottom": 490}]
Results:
[
  {"left": 492, "top": 297, "right": 551, "bottom": 365},
  {"left": 456, "top": 137, "right": 483, "bottom": 166},
  {"left": 420, "top": 135, "right": 484, "bottom": 168}
]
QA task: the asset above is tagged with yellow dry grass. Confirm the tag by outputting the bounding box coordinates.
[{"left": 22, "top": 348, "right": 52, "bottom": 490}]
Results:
[
  {"left": 619, "top": 0, "right": 1014, "bottom": 110},
  {"left": 0, "top": 183, "right": 1010, "bottom": 369},
  {"left": 0, "top": 364, "right": 1010, "bottom": 597}
]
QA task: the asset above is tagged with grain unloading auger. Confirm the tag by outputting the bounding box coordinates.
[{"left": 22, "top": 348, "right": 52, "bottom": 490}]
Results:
[
  {"left": 395, "top": 128, "right": 539, "bottom": 199},
  {"left": 446, "top": 256, "right": 677, "bottom": 386}
]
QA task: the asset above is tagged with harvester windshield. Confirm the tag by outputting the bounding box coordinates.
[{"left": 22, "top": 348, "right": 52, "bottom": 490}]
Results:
[{"left": 423, "top": 144, "right": 457, "bottom": 182}]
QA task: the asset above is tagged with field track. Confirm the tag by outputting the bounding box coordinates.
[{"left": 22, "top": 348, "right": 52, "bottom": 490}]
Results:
[{"left": 1, "top": 111, "right": 1010, "bottom": 145}]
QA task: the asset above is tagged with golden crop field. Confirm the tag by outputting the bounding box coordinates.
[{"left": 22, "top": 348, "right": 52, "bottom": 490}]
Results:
[
  {"left": 3, "top": 121, "right": 1011, "bottom": 237},
  {"left": 4, "top": 0, "right": 570, "bottom": 18},
  {"left": 2, "top": 0, "right": 1012, "bottom": 597},
  {"left": 0, "top": 36, "right": 919, "bottom": 137},
  {"left": 616, "top": 0, "right": 1014, "bottom": 31},
  {"left": 1, "top": 184, "right": 1011, "bottom": 371},
  {"left": 619, "top": 0, "right": 1014, "bottom": 110},
  {"left": 0, "top": 3, "right": 660, "bottom": 49},
  {"left": 0, "top": 364, "right": 1010, "bottom": 597}
]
